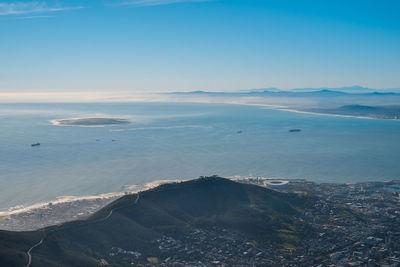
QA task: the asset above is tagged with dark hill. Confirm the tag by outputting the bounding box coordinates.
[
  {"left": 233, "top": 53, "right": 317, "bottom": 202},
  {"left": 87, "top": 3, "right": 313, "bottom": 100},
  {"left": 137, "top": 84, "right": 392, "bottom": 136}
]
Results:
[
  {"left": 308, "top": 104, "right": 400, "bottom": 119},
  {"left": 0, "top": 177, "right": 314, "bottom": 266}
]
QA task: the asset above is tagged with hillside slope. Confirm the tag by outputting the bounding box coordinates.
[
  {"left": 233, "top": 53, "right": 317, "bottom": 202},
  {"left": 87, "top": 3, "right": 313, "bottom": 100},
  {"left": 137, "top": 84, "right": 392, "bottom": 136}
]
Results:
[{"left": 0, "top": 177, "right": 314, "bottom": 266}]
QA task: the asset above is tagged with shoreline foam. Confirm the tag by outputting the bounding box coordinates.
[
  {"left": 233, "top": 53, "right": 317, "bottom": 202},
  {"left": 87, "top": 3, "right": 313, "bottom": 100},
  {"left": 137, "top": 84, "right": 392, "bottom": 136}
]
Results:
[
  {"left": 2, "top": 176, "right": 399, "bottom": 231},
  {"left": 0, "top": 179, "right": 181, "bottom": 216},
  {"left": 276, "top": 108, "right": 379, "bottom": 120},
  {"left": 162, "top": 97, "right": 399, "bottom": 121},
  {"left": 0, "top": 179, "right": 182, "bottom": 231},
  {"left": 50, "top": 117, "right": 132, "bottom": 127},
  {"left": 233, "top": 102, "right": 400, "bottom": 121}
]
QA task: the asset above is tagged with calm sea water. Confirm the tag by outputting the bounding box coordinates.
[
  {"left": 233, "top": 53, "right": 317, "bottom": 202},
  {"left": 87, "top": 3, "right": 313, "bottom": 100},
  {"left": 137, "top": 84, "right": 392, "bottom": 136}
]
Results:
[{"left": 1, "top": 102, "right": 400, "bottom": 211}]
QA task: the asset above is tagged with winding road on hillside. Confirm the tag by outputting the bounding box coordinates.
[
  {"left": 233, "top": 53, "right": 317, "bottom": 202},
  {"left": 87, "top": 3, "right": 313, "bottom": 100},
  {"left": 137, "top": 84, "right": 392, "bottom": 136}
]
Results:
[
  {"left": 26, "top": 239, "right": 43, "bottom": 267},
  {"left": 26, "top": 193, "right": 140, "bottom": 267}
]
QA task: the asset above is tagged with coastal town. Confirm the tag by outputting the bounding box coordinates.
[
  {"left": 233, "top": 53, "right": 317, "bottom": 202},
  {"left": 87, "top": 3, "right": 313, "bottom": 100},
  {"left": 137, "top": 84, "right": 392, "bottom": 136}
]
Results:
[
  {"left": 243, "top": 177, "right": 400, "bottom": 266},
  {"left": 0, "top": 180, "right": 170, "bottom": 231},
  {"left": 0, "top": 194, "right": 122, "bottom": 231},
  {"left": 100, "top": 177, "right": 400, "bottom": 266},
  {"left": 1, "top": 177, "right": 399, "bottom": 266}
]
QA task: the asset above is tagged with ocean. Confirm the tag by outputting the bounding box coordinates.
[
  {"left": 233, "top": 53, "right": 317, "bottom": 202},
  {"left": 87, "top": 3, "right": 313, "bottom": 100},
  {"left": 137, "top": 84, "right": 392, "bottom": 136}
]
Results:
[{"left": 1, "top": 102, "right": 400, "bottom": 211}]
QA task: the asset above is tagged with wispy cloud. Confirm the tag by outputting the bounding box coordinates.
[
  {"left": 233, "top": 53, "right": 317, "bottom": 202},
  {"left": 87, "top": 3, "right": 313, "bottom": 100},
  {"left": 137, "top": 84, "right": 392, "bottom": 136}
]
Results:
[
  {"left": 116, "top": 0, "right": 212, "bottom": 7},
  {"left": 0, "top": 2, "right": 82, "bottom": 16},
  {"left": 19, "top": 15, "right": 56, "bottom": 19}
]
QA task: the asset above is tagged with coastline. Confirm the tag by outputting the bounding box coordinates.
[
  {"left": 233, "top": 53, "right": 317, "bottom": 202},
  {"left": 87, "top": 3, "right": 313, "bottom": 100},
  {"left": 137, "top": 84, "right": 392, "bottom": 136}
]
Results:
[
  {"left": 2, "top": 101, "right": 399, "bottom": 231},
  {"left": 0, "top": 179, "right": 182, "bottom": 231},
  {"left": 50, "top": 116, "right": 132, "bottom": 127},
  {"left": 237, "top": 102, "right": 400, "bottom": 121},
  {"left": 2, "top": 176, "right": 399, "bottom": 232},
  {"left": 162, "top": 97, "right": 399, "bottom": 121},
  {"left": 0, "top": 192, "right": 126, "bottom": 216},
  {"left": 50, "top": 119, "right": 108, "bottom": 127},
  {"left": 276, "top": 108, "right": 378, "bottom": 120}
]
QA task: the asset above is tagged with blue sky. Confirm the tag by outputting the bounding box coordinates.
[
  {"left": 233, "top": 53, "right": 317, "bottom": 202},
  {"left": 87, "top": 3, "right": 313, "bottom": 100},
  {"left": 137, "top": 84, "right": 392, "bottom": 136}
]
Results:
[{"left": 0, "top": 0, "right": 399, "bottom": 93}]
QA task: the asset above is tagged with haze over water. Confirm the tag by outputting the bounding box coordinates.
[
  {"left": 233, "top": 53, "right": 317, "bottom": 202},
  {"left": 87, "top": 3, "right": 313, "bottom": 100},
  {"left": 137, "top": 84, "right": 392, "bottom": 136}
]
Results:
[{"left": 1, "top": 102, "right": 400, "bottom": 211}]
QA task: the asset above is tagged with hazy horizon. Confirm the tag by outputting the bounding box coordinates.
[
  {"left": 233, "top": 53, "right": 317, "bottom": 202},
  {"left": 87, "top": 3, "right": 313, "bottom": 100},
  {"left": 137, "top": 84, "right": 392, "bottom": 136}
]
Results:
[
  {"left": 1, "top": 0, "right": 399, "bottom": 94},
  {"left": 2, "top": 85, "right": 400, "bottom": 103}
]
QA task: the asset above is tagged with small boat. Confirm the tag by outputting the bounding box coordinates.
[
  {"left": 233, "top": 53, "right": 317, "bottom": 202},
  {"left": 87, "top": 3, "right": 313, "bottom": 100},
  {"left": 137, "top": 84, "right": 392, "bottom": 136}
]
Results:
[
  {"left": 237, "top": 130, "right": 243, "bottom": 134},
  {"left": 289, "top": 129, "right": 301, "bottom": 133},
  {"left": 31, "top": 143, "right": 41, "bottom": 147}
]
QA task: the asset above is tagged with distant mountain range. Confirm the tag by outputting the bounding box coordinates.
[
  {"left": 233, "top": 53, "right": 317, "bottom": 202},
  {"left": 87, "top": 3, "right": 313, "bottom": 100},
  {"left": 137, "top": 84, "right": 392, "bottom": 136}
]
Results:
[
  {"left": 166, "top": 86, "right": 400, "bottom": 120},
  {"left": 169, "top": 86, "right": 400, "bottom": 96},
  {"left": 288, "top": 85, "right": 400, "bottom": 94},
  {"left": 0, "top": 177, "right": 314, "bottom": 266}
]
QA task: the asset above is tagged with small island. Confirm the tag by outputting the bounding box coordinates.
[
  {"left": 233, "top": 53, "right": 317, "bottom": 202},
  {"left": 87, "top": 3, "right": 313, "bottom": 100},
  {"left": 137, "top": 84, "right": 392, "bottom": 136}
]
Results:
[{"left": 52, "top": 118, "right": 131, "bottom": 126}]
